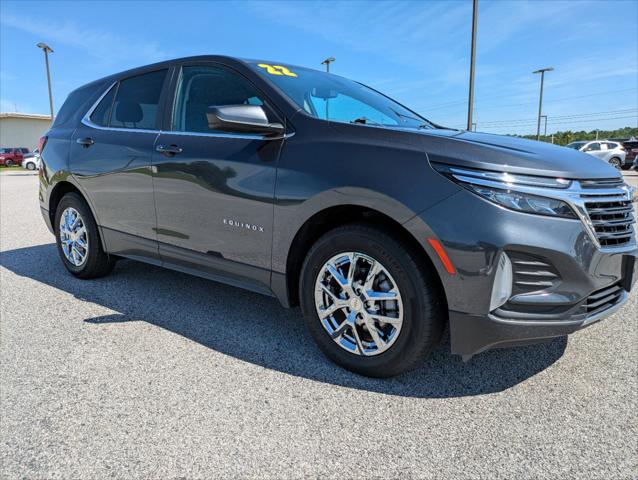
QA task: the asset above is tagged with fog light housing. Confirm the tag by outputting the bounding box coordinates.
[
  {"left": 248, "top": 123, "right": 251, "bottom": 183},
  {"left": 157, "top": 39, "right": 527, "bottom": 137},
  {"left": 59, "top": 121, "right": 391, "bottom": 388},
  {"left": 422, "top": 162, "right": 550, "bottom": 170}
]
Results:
[{"left": 490, "top": 252, "right": 513, "bottom": 311}]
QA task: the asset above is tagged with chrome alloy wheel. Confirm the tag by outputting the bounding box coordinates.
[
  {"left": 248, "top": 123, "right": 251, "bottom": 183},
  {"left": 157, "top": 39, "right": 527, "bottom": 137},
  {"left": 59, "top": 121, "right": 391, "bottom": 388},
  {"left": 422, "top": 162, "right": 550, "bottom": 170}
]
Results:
[
  {"left": 59, "top": 207, "right": 89, "bottom": 267},
  {"left": 314, "top": 252, "right": 404, "bottom": 356}
]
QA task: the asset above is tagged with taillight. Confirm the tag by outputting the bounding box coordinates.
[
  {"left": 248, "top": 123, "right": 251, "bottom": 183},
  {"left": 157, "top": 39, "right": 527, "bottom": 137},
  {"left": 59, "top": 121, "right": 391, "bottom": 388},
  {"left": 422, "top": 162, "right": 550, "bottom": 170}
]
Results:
[{"left": 38, "top": 135, "right": 48, "bottom": 153}]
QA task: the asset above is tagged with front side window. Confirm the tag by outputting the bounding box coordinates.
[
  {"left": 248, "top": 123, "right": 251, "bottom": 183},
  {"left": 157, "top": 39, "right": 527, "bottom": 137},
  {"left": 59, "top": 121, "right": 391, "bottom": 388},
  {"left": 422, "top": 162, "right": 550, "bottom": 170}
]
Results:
[
  {"left": 109, "top": 69, "right": 167, "bottom": 130},
  {"left": 172, "top": 65, "right": 271, "bottom": 133},
  {"left": 249, "top": 62, "right": 432, "bottom": 129}
]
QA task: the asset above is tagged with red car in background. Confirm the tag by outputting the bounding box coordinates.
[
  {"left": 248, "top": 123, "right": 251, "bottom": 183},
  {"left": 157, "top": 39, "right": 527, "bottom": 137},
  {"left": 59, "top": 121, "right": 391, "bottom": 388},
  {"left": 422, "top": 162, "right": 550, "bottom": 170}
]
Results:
[
  {"left": 621, "top": 140, "right": 638, "bottom": 168},
  {"left": 0, "top": 147, "right": 29, "bottom": 166}
]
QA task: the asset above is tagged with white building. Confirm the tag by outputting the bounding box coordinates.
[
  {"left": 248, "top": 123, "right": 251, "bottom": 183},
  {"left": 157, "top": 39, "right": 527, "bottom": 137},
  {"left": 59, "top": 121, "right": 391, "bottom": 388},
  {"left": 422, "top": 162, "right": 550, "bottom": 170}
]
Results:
[{"left": 0, "top": 113, "right": 52, "bottom": 150}]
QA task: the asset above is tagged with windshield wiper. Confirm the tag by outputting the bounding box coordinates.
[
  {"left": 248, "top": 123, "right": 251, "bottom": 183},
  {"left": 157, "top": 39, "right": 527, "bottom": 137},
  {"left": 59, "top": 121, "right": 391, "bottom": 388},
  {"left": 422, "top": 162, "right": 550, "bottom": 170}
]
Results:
[{"left": 351, "top": 117, "right": 384, "bottom": 126}]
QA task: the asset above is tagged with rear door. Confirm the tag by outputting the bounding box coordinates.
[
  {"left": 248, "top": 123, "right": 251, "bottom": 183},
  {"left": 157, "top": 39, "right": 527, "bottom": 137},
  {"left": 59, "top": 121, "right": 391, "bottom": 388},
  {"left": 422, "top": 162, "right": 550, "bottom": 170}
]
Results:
[
  {"left": 152, "top": 63, "right": 285, "bottom": 291},
  {"left": 69, "top": 68, "right": 171, "bottom": 260}
]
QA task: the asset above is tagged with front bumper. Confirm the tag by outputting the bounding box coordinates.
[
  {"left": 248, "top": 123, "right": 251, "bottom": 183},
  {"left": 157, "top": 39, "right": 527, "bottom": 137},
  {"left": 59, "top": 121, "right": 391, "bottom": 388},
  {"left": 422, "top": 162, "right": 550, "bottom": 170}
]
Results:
[{"left": 405, "top": 187, "right": 637, "bottom": 359}]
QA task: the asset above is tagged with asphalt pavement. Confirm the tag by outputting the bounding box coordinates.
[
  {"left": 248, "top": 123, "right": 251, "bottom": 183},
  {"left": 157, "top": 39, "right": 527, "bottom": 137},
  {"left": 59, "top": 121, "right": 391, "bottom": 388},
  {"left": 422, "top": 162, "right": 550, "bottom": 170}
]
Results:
[{"left": 1, "top": 171, "right": 637, "bottom": 479}]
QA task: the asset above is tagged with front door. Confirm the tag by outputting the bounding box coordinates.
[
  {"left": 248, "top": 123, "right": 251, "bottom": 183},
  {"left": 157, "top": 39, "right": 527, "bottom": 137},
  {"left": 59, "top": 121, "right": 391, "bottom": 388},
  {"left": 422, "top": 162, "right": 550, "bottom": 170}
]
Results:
[
  {"left": 69, "top": 69, "right": 170, "bottom": 260},
  {"left": 152, "top": 64, "right": 284, "bottom": 290}
]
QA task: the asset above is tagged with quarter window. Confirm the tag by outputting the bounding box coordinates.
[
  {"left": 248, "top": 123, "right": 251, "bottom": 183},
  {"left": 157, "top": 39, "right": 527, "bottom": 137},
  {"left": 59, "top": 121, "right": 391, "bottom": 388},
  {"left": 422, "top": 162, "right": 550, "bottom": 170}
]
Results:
[
  {"left": 172, "top": 65, "right": 271, "bottom": 133},
  {"left": 109, "top": 69, "right": 167, "bottom": 130},
  {"left": 89, "top": 85, "right": 117, "bottom": 127}
]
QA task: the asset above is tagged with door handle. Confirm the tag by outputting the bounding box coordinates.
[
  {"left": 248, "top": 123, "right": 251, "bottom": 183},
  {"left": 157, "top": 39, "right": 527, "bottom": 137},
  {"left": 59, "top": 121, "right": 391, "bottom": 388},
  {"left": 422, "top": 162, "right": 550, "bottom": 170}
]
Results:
[
  {"left": 76, "top": 137, "right": 94, "bottom": 147},
  {"left": 156, "top": 144, "right": 183, "bottom": 155}
]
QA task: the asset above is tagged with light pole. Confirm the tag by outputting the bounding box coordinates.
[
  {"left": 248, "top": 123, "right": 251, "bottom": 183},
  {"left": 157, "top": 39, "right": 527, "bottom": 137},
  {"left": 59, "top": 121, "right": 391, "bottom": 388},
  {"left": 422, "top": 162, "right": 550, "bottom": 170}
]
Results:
[
  {"left": 533, "top": 67, "right": 553, "bottom": 141},
  {"left": 37, "top": 42, "right": 54, "bottom": 119},
  {"left": 321, "top": 57, "right": 335, "bottom": 73},
  {"left": 541, "top": 115, "right": 548, "bottom": 137},
  {"left": 467, "top": 0, "right": 478, "bottom": 131}
]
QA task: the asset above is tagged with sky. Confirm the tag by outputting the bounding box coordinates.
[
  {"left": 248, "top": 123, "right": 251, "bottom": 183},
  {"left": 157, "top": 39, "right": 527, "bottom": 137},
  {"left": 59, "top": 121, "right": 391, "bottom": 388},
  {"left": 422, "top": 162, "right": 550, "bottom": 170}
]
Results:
[{"left": 1, "top": 0, "right": 636, "bottom": 135}]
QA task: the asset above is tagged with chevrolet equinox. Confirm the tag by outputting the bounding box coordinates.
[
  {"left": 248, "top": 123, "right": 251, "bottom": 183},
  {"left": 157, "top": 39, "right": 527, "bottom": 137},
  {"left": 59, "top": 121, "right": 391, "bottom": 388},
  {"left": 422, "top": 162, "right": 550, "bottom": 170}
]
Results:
[{"left": 39, "top": 56, "right": 637, "bottom": 377}]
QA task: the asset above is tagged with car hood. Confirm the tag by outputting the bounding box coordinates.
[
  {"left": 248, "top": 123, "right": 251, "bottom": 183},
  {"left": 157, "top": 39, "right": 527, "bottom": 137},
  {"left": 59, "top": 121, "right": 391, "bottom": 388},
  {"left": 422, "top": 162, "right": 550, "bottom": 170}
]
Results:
[{"left": 411, "top": 129, "right": 620, "bottom": 180}]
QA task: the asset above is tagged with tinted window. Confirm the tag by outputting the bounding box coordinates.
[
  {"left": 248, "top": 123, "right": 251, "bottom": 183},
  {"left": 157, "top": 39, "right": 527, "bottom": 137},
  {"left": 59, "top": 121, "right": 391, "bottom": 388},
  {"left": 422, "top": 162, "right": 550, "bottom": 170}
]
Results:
[
  {"left": 587, "top": 143, "right": 601, "bottom": 151},
  {"left": 110, "top": 69, "right": 167, "bottom": 130},
  {"left": 172, "top": 65, "right": 269, "bottom": 133},
  {"left": 604, "top": 142, "right": 618, "bottom": 149},
  {"left": 54, "top": 82, "right": 106, "bottom": 129},
  {"left": 90, "top": 85, "right": 116, "bottom": 127}
]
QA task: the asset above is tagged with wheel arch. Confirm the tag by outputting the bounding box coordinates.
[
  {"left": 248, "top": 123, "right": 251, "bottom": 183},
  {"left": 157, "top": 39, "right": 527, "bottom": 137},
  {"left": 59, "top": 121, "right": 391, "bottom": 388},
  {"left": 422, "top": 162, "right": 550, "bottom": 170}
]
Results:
[
  {"left": 48, "top": 180, "right": 108, "bottom": 251},
  {"left": 282, "top": 204, "right": 448, "bottom": 311}
]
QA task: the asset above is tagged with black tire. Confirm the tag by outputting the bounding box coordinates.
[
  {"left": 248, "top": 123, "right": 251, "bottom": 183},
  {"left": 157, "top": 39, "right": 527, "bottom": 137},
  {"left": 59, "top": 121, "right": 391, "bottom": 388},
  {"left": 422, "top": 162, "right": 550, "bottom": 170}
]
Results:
[
  {"left": 300, "top": 224, "right": 445, "bottom": 377},
  {"left": 5, "top": 159, "right": 13, "bottom": 167},
  {"left": 609, "top": 157, "right": 621, "bottom": 169},
  {"left": 54, "top": 192, "right": 115, "bottom": 279},
  {"left": 26, "top": 162, "right": 36, "bottom": 170}
]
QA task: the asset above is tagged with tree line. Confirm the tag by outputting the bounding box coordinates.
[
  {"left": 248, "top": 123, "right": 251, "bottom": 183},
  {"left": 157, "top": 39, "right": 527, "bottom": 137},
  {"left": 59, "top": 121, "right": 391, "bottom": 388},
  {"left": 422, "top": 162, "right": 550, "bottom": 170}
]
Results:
[{"left": 514, "top": 126, "right": 638, "bottom": 146}]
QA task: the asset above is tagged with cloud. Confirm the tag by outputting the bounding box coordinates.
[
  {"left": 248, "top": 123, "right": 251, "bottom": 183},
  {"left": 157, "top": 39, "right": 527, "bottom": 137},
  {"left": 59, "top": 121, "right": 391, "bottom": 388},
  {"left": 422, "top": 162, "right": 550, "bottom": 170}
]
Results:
[{"left": 0, "top": 13, "right": 168, "bottom": 65}]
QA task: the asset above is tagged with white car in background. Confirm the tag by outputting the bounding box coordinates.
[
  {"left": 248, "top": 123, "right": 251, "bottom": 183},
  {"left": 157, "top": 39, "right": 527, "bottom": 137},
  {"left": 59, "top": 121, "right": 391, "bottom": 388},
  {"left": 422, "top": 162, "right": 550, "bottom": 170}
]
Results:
[
  {"left": 21, "top": 150, "right": 41, "bottom": 171},
  {"left": 566, "top": 140, "right": 627, "bottom": 169}
]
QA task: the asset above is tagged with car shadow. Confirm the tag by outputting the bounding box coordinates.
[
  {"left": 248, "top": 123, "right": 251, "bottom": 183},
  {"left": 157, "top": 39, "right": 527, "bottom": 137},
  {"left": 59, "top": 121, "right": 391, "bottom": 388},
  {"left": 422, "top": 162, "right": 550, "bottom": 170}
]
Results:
[{"left": 1, "top": 243, "right": 567, "bottom": 399}]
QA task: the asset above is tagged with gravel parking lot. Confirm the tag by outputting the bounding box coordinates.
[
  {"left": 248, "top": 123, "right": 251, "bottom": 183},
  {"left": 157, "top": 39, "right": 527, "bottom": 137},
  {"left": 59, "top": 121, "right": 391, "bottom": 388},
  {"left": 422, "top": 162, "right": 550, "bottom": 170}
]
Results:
[{"left": 1, "top": 171, "right": 637, "bottom": 479}]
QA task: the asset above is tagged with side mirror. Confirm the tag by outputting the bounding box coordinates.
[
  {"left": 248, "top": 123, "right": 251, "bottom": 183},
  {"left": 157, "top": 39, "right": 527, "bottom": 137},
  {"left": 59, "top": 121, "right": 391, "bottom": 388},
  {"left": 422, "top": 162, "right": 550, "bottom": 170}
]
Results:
[{"left": 206, "top": 105, "right": 284, "bottom": 136}]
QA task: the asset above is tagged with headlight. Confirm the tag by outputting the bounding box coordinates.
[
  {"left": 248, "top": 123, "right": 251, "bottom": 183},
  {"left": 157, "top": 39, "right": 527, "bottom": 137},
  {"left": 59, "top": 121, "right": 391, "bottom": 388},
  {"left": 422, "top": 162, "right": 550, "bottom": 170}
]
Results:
[
  {"left": 468, "top": 184, "right": 577, "bottom": 218},
  {"left": 432, "top": 163, "right": 577, "bottom": 219}
]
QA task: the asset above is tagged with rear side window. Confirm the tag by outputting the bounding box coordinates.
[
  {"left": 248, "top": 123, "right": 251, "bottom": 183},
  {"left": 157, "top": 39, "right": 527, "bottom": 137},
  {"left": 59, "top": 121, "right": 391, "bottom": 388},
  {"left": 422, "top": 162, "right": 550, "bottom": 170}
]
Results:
[
  {"left": 587, "top": 143, "right": 601, "bottom": 151},
  {"left": 89, "top": 85, "right": 116, "bottom": 127},
  {"left": 604, "top": 142, "right": 618, "bottom": 149},
  {"left": 109, "top": 69, "right": 167, "bottom": 130}
]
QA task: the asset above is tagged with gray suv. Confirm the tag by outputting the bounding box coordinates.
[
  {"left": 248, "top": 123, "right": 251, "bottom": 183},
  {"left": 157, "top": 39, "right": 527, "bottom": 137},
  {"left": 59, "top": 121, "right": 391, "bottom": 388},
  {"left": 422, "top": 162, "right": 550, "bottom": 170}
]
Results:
[
  {"left": 38, "top": 56, "right": 637, "bottom": 377},
  {"left": 566, "top": 140, "right": 628, "bottom": 169}
]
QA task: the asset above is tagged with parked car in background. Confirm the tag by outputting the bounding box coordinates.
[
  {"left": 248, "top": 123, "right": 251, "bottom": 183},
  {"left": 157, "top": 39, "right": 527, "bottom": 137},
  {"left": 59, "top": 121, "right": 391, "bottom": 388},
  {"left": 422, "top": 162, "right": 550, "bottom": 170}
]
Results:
[
  {"left": 621, "top": 140, "right": 638, "bottom": 168},
  {"left": 22, "top": 150, "right": 41, "bottom": 170},
  {"left": 0, "top": 147, "right": 29, "bottom": 166},
  {"left": 566, "top": 140, "right": 627, "bottom": 169}
]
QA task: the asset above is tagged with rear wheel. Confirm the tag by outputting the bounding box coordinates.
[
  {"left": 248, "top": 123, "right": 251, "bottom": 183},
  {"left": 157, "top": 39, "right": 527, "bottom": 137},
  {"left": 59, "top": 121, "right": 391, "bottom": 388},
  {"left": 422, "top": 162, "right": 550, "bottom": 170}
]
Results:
[
  {"left": 54, "top": 193, "right": 115, "bottom": 279},
  {"left": 5, "top": 159, "right": 13, "bottom": 167},
  {"left": 609, "top": 157, "right": 622, "bottom": 169},
  {"left": 26, "top": 162, "right": 36, "bottom": 170},
  {"left": 300, "top": 224, "right": 445, "bottom": 377}
]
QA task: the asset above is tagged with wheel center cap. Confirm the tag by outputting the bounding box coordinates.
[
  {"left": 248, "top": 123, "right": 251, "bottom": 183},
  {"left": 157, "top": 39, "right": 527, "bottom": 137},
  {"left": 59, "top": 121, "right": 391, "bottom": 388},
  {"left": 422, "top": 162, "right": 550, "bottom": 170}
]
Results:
[{"left": 350, "top": 297, "right": 362, "bottom": 311}]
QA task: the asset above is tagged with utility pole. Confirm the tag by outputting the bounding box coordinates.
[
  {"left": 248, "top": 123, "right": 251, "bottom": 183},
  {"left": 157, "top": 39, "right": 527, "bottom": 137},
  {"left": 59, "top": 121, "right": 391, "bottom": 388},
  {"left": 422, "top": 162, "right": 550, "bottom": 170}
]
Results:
[
  {"left": 533, "top": 67, "right": 553, "bottom": 141},
  {"left": 541, "top": 115, "right": 547, "bottom": 137},
  {"left": 37, "top": 42, "right": 54, "bottom": 119},
  {"left": 321, "top": 57, "right": 335, "bottom": 73},
  {"left": 467, "top": 0, "right": 478, "bottom": 131}
]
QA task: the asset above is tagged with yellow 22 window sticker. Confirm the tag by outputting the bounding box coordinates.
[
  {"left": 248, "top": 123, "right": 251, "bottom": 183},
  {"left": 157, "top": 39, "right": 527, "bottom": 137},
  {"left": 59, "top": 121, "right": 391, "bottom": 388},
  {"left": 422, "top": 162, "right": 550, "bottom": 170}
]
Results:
[{"left": 257, "top": 64, "right": 298, "bottom": 77}]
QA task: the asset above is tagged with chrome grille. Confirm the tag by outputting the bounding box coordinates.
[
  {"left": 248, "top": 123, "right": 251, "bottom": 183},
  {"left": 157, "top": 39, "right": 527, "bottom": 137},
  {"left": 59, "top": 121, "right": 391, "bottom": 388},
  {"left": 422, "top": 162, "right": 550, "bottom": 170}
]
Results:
[
  {"left": 583, "top": 283, "right": 624, "bottom": 315},
  {"left": 579, "top": 179, "right": 636, "bottom": 248}
]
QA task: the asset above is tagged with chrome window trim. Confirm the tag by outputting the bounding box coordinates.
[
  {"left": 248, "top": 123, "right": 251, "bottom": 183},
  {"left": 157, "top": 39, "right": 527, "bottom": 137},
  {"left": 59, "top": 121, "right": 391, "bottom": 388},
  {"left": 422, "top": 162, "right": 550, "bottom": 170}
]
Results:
[
  {"left": 81, "top": 81, "right": 292, "bottom": 141},
  {"left": 444, "top": 167, "right": 635, "bottom": 251}
]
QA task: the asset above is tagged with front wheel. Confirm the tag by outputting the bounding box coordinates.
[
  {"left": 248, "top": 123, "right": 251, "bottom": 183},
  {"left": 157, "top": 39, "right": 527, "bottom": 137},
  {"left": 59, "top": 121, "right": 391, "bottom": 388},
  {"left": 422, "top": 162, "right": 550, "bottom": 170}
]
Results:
[
  {"left": 300, "top": 224, "right": 445, "bottom": 377},
  {"left": 5, "top": 159, "right": 13, "bottom": 167},
  {"left": 609, "top": 157, "right": 622, "bottom": 169},
  {"left": 25, "top": 162, "right": 36, "bottom": 170},
  {"left": 55, "top": 192, "right": 115, "bottom": 279}
]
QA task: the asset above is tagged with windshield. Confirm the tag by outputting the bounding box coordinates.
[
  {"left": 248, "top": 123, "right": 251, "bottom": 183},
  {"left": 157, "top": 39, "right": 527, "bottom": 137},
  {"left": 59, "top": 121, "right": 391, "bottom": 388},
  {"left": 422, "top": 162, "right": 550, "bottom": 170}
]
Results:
[
  {"left": 248, "top": 62, "right": 435, "bottom": 130},
  {"left": 566, "top": 142, "right": 586, "bottom": 150}
]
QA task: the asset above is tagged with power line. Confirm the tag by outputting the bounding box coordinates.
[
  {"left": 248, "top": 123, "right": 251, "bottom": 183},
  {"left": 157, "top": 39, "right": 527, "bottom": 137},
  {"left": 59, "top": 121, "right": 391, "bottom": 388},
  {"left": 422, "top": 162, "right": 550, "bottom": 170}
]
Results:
[
  {"left": 423, "top": 87, "right": 638, "bottom": 112},
  {"left": 476, "top": 108, "right": 637, "bottom": 126}
]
